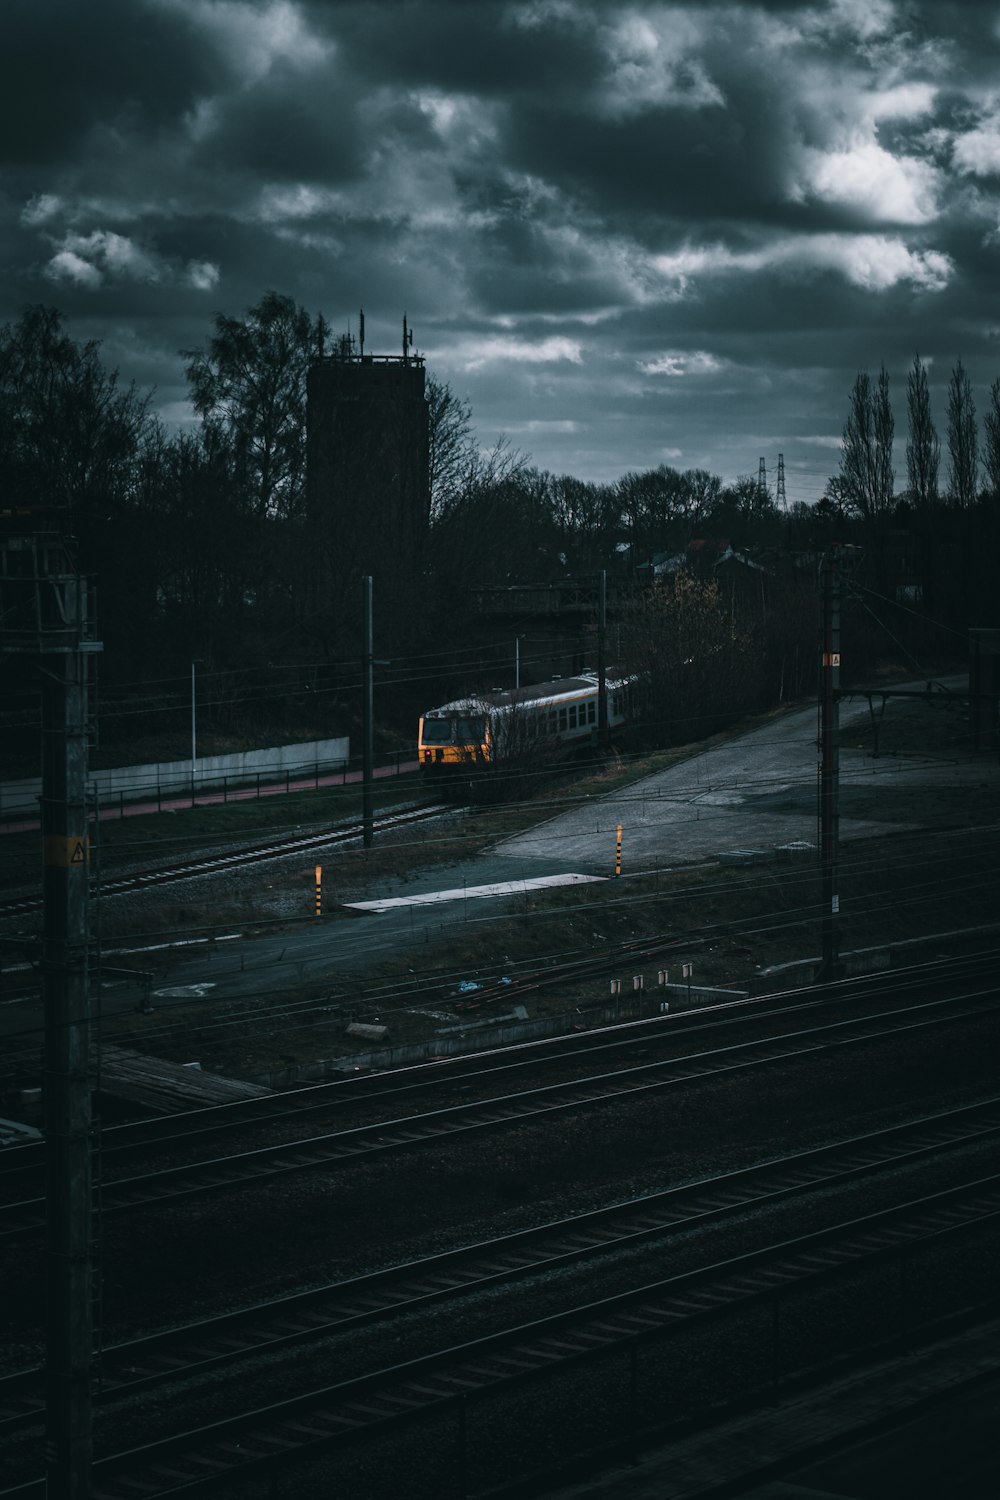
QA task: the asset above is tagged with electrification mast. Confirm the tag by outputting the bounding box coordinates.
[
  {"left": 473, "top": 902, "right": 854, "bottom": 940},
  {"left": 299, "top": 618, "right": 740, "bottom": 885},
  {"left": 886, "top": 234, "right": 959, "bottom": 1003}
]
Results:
[
  {"left": 0, "top": 532, "right": 102, "bottom": 1499},
  {"left": 819, "top": 552, "right": 841, "bottom": 981}
]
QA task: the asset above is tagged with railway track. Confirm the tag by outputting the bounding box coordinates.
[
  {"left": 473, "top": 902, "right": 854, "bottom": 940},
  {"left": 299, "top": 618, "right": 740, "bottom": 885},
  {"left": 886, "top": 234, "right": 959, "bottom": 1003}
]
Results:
[
  {"left": 1, "top": 959, "right": 997, "bottom": 1238},
  {"left": 4, "top": 1159, "right": 999, "bottom": 1499},
  {"left": 0, "top": 801, "right": 452, "bottom": 919},
  {"left": 2, "top": 1094, "right": 998, "bottom": 1439},
  {"left": 4, "top": 949, "right": 994, "bottom": 1174}
]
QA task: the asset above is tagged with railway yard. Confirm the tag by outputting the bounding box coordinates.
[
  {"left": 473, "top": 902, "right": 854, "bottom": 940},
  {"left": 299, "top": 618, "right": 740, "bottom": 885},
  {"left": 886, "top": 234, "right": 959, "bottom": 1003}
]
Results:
[{"left": 1, "top": 686, "right": 999, "bottom": 1497}]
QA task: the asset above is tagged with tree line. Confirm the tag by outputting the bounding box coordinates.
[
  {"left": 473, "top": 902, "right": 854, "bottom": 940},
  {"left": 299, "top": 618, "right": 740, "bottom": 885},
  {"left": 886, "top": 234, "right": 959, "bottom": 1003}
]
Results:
[{"left": 1, "top": 295, "right": 995, "bottom": 766}]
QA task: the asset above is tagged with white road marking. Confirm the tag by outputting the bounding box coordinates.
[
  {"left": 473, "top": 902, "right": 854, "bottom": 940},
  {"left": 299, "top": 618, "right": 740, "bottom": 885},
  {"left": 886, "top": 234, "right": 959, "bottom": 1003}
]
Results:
[{"left": 345, "top": 873, "right": 606, "bottom": 914}]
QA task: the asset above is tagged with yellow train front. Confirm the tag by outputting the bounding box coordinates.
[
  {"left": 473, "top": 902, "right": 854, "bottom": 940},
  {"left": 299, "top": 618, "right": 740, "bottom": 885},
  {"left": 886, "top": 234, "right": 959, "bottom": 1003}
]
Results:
[{"left": 418, "top": 704, "right": 491, "bottom": 769}]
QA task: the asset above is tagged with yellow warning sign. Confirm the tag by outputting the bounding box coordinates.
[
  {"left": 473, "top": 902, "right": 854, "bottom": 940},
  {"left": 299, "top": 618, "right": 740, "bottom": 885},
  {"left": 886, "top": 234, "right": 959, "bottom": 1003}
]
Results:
[{"left": 42, "top": 836, "right": 89, "bottom": 867}]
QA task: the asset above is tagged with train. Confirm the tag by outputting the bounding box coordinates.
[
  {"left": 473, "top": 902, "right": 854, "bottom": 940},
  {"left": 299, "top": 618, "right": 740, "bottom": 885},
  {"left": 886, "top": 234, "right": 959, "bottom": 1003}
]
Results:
[{"left": 417, "top": 670, "right": 633, "bottom": 775}]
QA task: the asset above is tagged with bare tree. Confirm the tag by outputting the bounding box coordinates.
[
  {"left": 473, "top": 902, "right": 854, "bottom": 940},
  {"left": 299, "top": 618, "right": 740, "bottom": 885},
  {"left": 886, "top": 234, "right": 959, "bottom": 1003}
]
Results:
[
  {"left": 836, "top": 368, "right": 895, "bottom": 524},
  {"left": 184, "top": 290, "right": 325, "bottom": 521},
  {"left": 833, "top": 367, "right": 895, "bottom": 590},
  {"left": 906, "top": 353, "right": 939, "bottom": 509},
  {"left": 946, "top": 358, "right": 978, "bottom": 507},
  {"left": 426, "top": 376, "right": 475, "bottom": 517},
  {"left": 982, "top": 377, "right": 1000, "bottom": 500},
  {"left": 0, "top": 303, "right": 153, "bottom": 527}
]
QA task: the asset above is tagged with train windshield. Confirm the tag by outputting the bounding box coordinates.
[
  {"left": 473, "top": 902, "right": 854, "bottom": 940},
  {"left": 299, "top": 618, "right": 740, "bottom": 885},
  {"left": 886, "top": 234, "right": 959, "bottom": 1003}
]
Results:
[
  {"left": 421, "top": 717, "right": 454, "bottom": 745},
  {"left": 422, "top": 714, "right": 487, "bottom": 745}
]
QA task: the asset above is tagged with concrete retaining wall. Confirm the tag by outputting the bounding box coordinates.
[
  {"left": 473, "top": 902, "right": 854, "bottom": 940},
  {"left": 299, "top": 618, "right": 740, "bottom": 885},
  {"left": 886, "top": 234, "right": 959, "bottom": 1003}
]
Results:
[{"left": 1, "top": 737, "right": 350, "bottom": 817}]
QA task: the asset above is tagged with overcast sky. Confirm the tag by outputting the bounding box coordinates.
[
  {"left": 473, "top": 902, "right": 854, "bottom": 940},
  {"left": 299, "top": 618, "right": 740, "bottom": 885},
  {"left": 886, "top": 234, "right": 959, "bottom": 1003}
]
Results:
[{"left": 5, "top": 1, "right": 1000, "bottom": 503}]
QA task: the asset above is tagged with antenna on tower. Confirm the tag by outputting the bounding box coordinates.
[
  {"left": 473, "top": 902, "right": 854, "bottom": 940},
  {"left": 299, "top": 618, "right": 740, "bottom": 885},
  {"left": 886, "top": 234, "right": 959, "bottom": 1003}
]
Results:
[
  {"left": 757, "top": 456, "right": 767, "bottom": 500},
  {"left": 359, "top": 308, "right": 365, "bottom": 359},
  {"left": 402, "top": 313, "right": 413, "bottom": 360},
  {"left": 777, "top": 452, "right": 787, "bottom": 510}
]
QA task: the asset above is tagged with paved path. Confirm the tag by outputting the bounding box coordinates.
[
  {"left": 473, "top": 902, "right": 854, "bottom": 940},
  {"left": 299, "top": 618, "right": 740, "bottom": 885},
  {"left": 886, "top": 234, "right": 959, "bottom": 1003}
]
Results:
[{"left": 493, "top": 691, "right": 983, "bottom": 876}]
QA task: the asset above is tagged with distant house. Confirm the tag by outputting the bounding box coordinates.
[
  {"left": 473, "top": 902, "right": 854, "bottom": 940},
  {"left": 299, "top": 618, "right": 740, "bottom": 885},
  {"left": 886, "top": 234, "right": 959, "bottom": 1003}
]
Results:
[{"left": 639, "top": 539, "right": 768, "bottom": 601}]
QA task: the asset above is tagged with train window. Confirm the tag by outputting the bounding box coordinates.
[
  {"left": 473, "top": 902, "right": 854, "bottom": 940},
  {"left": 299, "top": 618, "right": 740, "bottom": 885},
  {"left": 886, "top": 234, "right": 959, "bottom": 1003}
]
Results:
[
  {"left": 568, "top": 705, "right": 577, "bottom": 728},
  {"left": 421, "top": 718, "right": 453, "bottom": 745},
  {"left": 455, "top": 716, "right": 486, "bottom": 743},
  {"left": 588, "top": 701, "right": 596, "bottom": 724},
  {"left": 548, "top": 710, "right": 557, "bottom": 732},
  {"left": 559, "top": 707, "right": 567, "bottom": 730}
]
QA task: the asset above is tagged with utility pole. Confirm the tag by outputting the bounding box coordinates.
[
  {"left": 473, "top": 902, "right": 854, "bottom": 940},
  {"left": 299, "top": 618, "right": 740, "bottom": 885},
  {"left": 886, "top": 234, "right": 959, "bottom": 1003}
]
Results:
[
  {"left": 819, "top": 552, "right": 841, "bottom": 981},
  {"left": 190, "top": 660, "right": 197, "bottom": 804},
  {"left": 362, "top": 575, "right": 374, "bottom": 849},
  {"left": 597, "top": 569, "right": 608, "bottom": 748},
  {"left": 1, "top": 533, "right": 102, "bottom": 1500}
]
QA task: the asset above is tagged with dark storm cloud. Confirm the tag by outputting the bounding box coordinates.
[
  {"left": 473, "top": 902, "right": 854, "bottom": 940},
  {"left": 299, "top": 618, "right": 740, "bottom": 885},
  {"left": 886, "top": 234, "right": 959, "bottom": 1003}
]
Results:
[
  {"left": 4, "top": 0, "right": 1000, "bottom": 487},
  {"left": 324, "top": 0, "right": 607, "bottom": 101},
  {"left": 0, "top": 0, "right": 221, "bottom": 167},
  {"left": 199, "top": 65, "right": 365, "bottom": 182},
  {"left": 505, "top": 95, "right": 788, "bottom": 224}
]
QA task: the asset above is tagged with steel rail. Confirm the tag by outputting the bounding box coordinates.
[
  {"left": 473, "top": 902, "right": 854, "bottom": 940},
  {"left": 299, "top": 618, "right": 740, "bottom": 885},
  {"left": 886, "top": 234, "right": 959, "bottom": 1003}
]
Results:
[
  {"left": 4, "top": 1166, "right": 1000, "bottom": 1500},
  {"left": 2, "top": 947, "right": 994, "bottom": 1190},
  {"left": 2, "top": 1094, "right": 998, "bottom": 1437},
  {"left": 0, "top": 801, "right": 452, "bottom": 918},
  {"left": 1, "top": 976, "right": 997, "bottom": 1238}
]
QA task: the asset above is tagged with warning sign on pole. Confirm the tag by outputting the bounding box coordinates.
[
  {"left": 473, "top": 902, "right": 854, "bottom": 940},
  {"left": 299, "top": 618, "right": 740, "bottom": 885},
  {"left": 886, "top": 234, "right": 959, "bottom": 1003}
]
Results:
[{"left": 43, "top": 836, "right": 88, "bottom": 867}]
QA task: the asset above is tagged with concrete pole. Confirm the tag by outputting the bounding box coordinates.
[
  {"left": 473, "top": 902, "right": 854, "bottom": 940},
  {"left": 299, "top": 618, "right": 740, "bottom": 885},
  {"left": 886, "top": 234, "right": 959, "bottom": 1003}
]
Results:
[
  {"left": 597, "top": 569, "right": 608, "bottom": 748},
  {"left": 819, "top": 554, "right": 841, "bottom": 980},
  {"left": 190, "top": 660, "right": 196, "bottom": 803},
  {"left": 362, "top": 576, "right": 374, "bottom": 849},
  {"left": 41, "top": 566, "right": 101, "bottom": 1500}
]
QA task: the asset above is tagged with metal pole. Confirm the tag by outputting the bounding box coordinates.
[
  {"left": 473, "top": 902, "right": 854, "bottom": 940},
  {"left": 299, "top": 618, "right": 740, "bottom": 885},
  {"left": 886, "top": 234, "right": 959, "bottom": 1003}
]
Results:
[
  {"left": 190, "top": 661, "right": 196, "bottom": 804},
  {"left": 820, "top": 554, "right": 841, "bottom": 980},
  {"left": 362, "top": 576, "right": 374, "bottom": 849},
  {"left": 515, "top": 636, "right": 520, "bottom": 691},
  {"left": 40, "top": 561, "right": 102, "bottom": 1500},
  {"left": 597, "top": 569, "right": 608, "bottom": 747}
]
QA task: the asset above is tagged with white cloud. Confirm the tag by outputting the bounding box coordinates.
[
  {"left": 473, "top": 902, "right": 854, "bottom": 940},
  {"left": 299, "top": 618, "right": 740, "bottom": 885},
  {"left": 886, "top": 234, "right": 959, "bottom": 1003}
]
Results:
[
  {"left": 652, "top": 233, "right": 952, "bottom": 294},
  {"left": 866, "top": 84, "right": 937, "bottom": 123},
  {"left": 187, "top": 260, "right": 220, "bottom": 290},
  {"left": 505, "top": 418, "right": 580, "bottom": 434},
  {"left": 45, "top": 250, "right": 104, "bottom": 289},
  {"left": 953, "top": 115, "right": 1000, "bottom": 177},
  {"left": 435, "top": 334, "right": 584, "bottom": 372},
  {"left": 640, "top": 350, "right": 724, "bottom": 377},
  {"left": 598, "top": 9, "right": 724, "bottom": 117},
  {"left": 821, "top": 235, "right": 951, "bottom": 291},
  {"left": 255, "top": 183, "right": 347, "bottom": 223},
  {"left": 792, "top": 141, "right": 941, "bottom": 225},
  {"left": 153, "top": 0, "right": 331, "bottom": 83},
  {"left": 827, "top": 0, "right": 897, "bottom": 40},
  {"left": 40, "top": 229, "right": 222, "bottom": 292},
  {"left": 21, "top": 194, "right": 63, "bottom": 227},
  {"left": 44, "top": 231, "right": 162, "bottom": 287}
]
